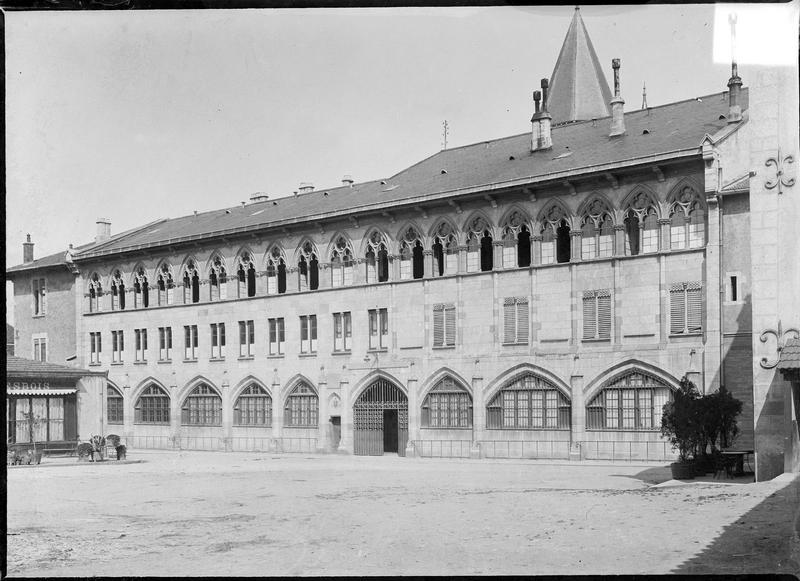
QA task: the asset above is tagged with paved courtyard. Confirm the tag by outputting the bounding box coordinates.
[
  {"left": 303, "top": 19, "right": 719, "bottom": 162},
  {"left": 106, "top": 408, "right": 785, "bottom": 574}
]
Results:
[{"left": 6, "top": 450, "right": 800, "bottom": 577}]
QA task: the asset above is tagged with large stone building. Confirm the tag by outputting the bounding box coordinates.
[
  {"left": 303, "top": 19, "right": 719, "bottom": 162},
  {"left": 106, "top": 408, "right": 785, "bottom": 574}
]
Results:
[{"left": 6, "top": 8, "right": 798, "bottom": 480}]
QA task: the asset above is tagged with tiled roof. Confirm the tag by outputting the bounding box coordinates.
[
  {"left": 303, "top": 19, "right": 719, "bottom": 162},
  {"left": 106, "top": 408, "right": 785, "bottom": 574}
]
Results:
[
  {"left": 720, "top": 173, "right": 750, "bottom": 193},
  {"left": 6, "top": 356, "right": 103, "bottom": 378},
  {"left": 41, "top": 89, "right": 747, "bottom": 262},
  {"left": 778, "top": 338, "right": 800, "bottom": 370}
]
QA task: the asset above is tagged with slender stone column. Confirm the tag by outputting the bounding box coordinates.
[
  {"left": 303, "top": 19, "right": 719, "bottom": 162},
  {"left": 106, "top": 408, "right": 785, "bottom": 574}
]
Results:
[
  {"left": 221, "top": 379, "right": 232, "bottom": 451},
  {"left": 492, "top": 241, "right": 504, "bottom": 269},
  {"left": 457, "top": 245, "right": 468, "bottom": 273},
  {"left": 658, "top": 218, "right": 671, "bottom": 251},
  {"left": 316, "top": 377, "right": 328, "bottom": 452},
  {"left": 471, "top": 375, "right": 484, "bottom": 458},
  {"left": 337, "top": 380, "right": 352, "bottom": 453},
  {"left": 570, "top": 230, "right": 582, "bottom": 261},
  {"left": 569, "top": 375, "right": 585, "bottom": 461},
  {"left": 531, "top": 235, "right": 542, "bottom": 266},
  {"left": 613, "top": 224, "right": 626, "bottom": 256},
  {"left": 405, "top": 376, "right": 419, "bottom": 457},
  {"left": 271, "top": 378, "right": 282, "bottom": 451},
  {"left": 169, "top": 381, "right": 180, "bottom": 449},
  {"left": 122, "top": 383, "right": 134, "bottom": 445}
]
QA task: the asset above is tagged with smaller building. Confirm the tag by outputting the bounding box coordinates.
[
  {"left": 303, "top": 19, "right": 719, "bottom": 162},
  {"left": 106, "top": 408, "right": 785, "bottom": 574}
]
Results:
[
  {"left": 6, "top": 356, "right": 107, "bottom": 452},
  {"left": 7, "top": 323, "right": 15, "bottom": 356}
]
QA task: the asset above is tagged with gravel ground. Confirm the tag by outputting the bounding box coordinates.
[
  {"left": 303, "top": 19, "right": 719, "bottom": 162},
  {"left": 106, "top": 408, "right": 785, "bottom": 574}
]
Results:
[{"left": 6, "top": 450, "right": 799, "bottom": 577}]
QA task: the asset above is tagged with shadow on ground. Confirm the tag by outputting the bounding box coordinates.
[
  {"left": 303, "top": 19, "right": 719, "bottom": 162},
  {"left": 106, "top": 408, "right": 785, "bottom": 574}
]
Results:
[
  {"left": 610, "top": 466, "right": 673, "bottom": 485},
  {"left": 673, "top": 475, "right": 800, "bottom": 575}
]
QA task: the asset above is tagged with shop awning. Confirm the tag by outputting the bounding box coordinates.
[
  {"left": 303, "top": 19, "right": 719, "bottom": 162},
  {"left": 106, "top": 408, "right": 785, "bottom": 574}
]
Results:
[{"left": 7, "top": 388, "right": 77, "bottom": 396}]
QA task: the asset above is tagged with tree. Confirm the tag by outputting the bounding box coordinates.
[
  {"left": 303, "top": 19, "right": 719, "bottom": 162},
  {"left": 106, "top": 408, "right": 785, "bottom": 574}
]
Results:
[{"left": 660, "top": 375, "right": 701, "bottom": 463}]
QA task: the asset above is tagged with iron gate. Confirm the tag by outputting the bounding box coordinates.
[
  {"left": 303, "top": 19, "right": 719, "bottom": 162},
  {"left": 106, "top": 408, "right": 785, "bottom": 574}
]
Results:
[{"left": 354, "top": 379, "right": 408, "bottom": 456}]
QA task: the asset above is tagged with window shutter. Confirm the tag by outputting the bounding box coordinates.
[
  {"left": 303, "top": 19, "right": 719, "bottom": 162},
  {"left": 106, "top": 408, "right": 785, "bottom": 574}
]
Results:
[
  {"left": 433, "top": 304, "right": 444, "bottom": 347},
  {"left": 503, "top": 298, "right": 516, "bottom": 343},
  {"left": 597, "top": 291, "right": 611, "bottom": 339},
  {"left": 687, "top": 283, "right": 703, "bottom": 333},
  {"left": 516, "top": 299, "right": 529, "bottom": 344},
  {"left": 239, "top": 322, "right": 246, "bottom": 346},
  {"left": 583, "top": 292, "right": 597, "bottom": 339},
  {"left": 445, "top": 305, "right": 456, "bottom": 346},
  {"left": 670, "top": 284, "right": 686, "bottom": 334},
  {"left": 41, "top": 280, "right": 47, "bottom": 314}
]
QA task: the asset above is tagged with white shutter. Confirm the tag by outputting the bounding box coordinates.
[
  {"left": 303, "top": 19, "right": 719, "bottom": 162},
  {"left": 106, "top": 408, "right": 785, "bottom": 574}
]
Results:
[
  {"left": 670, "top": 284, "right": 686, "bottom": 334},
  {"left": 687, "top": 283, "right": 703, "bottom": 333},
  {"left": 433, "top": 305, "right": 444, "bottom": 347},
  {"left": 597, "top": 291, "right": 611, "bottom": 339},
  {"left": 503, "top": 298, "right": 516, "bottom": 344},
  {"left": 516, "top": 299, "right": 529, "bottom": 344},
  {"left": 445, "top": 305, "right": 456, "bottom": 346},
  {"left": 583, "top": 292, "right": 597, "bottom": 339}
]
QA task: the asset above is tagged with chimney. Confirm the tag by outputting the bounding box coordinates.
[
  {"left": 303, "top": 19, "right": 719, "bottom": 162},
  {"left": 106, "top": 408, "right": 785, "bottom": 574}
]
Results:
[
  {"left": 530, "top": 78, "right": 553, "bottom": 151},
  {"left": 609, "top": 59, "right": 626, "bottom": 137},
  {"left": 249, "top": 192, "right": 270, "bottom": 203},
  {"left": 22, "top": 234, "right": 34, "bottom": 263},
  {"left": 726, "top": 13, "right": 743, "bottom": 123},
  {"left": 298, "top": 182, "right": 314, "bottom": 194},
  {"left": 342, "top": 175, "right": 354, "bottom": 187},
  {"left": 96, "top": 218, "right": 111, "bottom": 243}
]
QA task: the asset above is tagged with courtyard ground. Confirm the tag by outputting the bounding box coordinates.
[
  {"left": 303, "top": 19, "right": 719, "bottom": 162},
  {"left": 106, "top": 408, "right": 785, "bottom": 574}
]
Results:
[{"left": 6, "top": 450, "right": 800, "bottom": 577}]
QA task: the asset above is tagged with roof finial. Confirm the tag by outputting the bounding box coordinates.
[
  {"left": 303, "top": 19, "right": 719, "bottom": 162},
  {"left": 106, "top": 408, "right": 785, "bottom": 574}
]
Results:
[
  {"left": 726, "top": 12, "right": 743, "bottom": 123},
  {"left": 641, "top": 81, "right": 648, "bottom": 109}
]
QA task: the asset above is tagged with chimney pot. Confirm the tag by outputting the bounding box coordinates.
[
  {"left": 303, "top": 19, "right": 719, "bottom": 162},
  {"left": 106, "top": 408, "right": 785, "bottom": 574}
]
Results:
[
  {"left": 95, "top": 218, "right": 112, "bottom": 243},
  {"left": 342, "top": 174, "right": 354, "bottom": 187},
  {"left": 22, "top": 234, "right": 34, "bottom": 263},
  {"left": 531, "top": 84, "right": 552, "bottom": 152},
  {"left": 249, "top": 192, "right": 270, "bottom": 203},
  {"left": 540, "top": 78, "right": 550, "bottom": 112},
  {"left": 609, "top": 58, "right": 626, "bottom": 137},
  {"left": 299, "top": 182, "right": 314, "bottom": 193}
]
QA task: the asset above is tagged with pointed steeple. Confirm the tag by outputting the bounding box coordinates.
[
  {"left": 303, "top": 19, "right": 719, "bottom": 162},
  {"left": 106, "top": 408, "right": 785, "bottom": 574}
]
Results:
[{"left": 548, "top": 6, "right": 613, "bottom": 124}]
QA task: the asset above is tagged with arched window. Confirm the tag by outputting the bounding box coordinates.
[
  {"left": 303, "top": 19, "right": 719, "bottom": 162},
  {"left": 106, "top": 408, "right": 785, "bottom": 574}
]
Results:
[
  {"left": 111, "top": 270, "right": 125, "bottom": 310},
  {"left": 421, "top": 377, "right": 472, "bottom": 428},
  {"left": 465, "top": 215, "right": 493, "bottom": 272},
  {"left": 156, "top": 263, "right": 175, "bottom": 306},
  {"left": 181, "top": 383, "right": 222, "bottom": 426},
  {"left": 237, "top": 252, "right": 257, "bottom": 298},
  {"left": 398, "top": 226, "right": 424, "bottom": 280},
  {"left": 431, "top": 222, "right": 458, "bottom": 277},
  {"left": 266, "top": 247, "right": 287, "bottom": 294},
  {"left": 134, "top": 384, "right": 170, "bottom": 424},
  {"left": 500, "top": 210, "right": 531, "bottom": 268},
  {"left": 284, "top": 382, "right": 318, "bottom": 427},
  {"left": 107, "top": 385, "right": 123, "bottom": 425},
  {"left": 586, "top": 370, "right": 674, "bottom": 431},
  {"left": 364, "top": 230, "right": 389, "bottom": 283},
  {"left": 133, "top": 266, "right": 149, "bottom": 309},
  {"left": 298, "top": 241, "right": 319, "bottom": 291},
  {"left": 234, "top": 384, "right": 272, "bottom": 426},
  {"left": 580, "top": 199, "right": 615, "bottom": 259},
  {"left": 88, "top": 273, "right": 102, "bottom": 313},
  {"left": 540, "top": 205, "right": 571, "bottom": 265},
  {"left": 624, "top": 192, "right": 659, "bottom": 255},
  {"left": 669, "top": 186, "right": 706, "bottom": 250},
  {"left": 182, "top": 260, "right": 200, "bottom": 304},
  {"left": 487, "top": 374, "right": 571, "bottom": 429},
  {"left": 330, "top": 236, "right": 354, "bottom": 287},
  {"left": 209, "top": 255, "right": 227, "bottom": 301}
]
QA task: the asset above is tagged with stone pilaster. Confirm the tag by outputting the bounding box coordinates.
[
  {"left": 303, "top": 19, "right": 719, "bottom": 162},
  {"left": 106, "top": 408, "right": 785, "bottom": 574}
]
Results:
[
  {"left": 492, "top": 240, "right": 504, "bottom": 269},
  {"left": 613, "top": 224, "right": 626, "bottom": 257},
  {"left": 531, "top": 235, "right": 542, "bottom": 267},
  {"left": 221, "top": 378, "right": 232, "bottom": 451},
  {"left": 569, "top": 375, "right": 584, "bottom": 461},
  {"left": 405, "top": 376, "right": 419, "bottom": 457},
  {"left": 471, "top": 375, "right": 484, "bottom": 458},
  {"left": 457, "top": 245, "right": 468, "bottom": 273},
  {"left": 423, "top": 249, "right": 434, "bottom": 279},
  {"left": 703, "top": 193, "right": 721, "bottom": 394},
  {"left": 570, "top": 230, "right": 582, "bottom": 262},
  {"left": 658, "top": 218, "right": 671, "bottom": 252},
  {"left": 337, "top": 380, "right": 352, "bottom": 453}
]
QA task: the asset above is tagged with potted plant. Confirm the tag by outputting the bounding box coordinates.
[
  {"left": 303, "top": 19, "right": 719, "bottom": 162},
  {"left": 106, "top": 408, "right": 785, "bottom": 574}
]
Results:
[
  {"left": 20, "top": 410, "right": 44, "bottom": 465},
  {"left": 661, "top": 375, "right": 700, "bottom": 480}
]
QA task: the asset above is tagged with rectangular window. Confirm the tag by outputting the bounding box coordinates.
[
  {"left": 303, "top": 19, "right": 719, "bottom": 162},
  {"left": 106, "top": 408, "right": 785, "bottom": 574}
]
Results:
[
  {"left": 300, "top": 315, "right": 317, "bottom": 354},
  {"left": 333, "top": 312, "right": 352, "bottom": 352},
  {"left": 670, "top": 282, "right": 703, "bottom": 334},
  {"left": 158, "top": 327, "right": 172, "bottom": 361},
  {"left": 239, "top": 320, "right": 255, "bottom": 357},
  {"left": 502, "top": 244, "right": 516, "bottom": 268},
  {"left": 111, "top": 330, "right": 124, "bottom": 363},
  {"left": 466, "top": 247, "right": 479, "bottom": 272},
  {"left": 268, "top": 317, "right": 285, "bottom": 355},
  {"left": 134, "top": 329, "right": 148, "bottom": 362},
  {"left": 582, "top": 290, "right": 612, "bottom": 340},
  {"left": 502, "top": 297, "right": 529, "bottom": 345},
  {"left": 581, "top": 236, "right": 596, "bottom": 261},
  {"left": 210, "top": 323, "right": 226, "bottom": 359},
  {"left": 541, "top": 241, "right": 555, "bottom": 265},
  {"left": 31, "top": 278, "right": 46, "bottom": 316},
  {"left": 368, "top": 308, "right": 388, "bottom": 350},
  {"left": 184, "top": 325, "right": 198, "bottom": 360},
  {"left": 432, "top": 303, "right": 456, "bottom": 348},
  {"left": 89, "top": 332, "right": 102, "bottom": 364},
  {"left": 33, "top": 336, "right": 47, "bottom": 362}
]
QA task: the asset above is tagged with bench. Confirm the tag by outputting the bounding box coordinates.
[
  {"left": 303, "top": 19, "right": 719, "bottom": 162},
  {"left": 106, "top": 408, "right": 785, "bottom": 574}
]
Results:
[{"left": 42, "top": 442, "right": 79, "bottom": 457}]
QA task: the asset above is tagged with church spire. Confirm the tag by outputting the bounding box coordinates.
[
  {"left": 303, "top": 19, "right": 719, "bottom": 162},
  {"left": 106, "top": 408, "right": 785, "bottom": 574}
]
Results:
[{"left": 547, "top": 6, "right": 613, "bottom": 124}]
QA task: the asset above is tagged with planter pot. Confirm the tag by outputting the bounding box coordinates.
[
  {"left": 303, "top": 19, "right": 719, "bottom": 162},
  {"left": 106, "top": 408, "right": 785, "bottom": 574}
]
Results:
[{"left": 670, "top": 461, "right": 695, "bottom": 480}]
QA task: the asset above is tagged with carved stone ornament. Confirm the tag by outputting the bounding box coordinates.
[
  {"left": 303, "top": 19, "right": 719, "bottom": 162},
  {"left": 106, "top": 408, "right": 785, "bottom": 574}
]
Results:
[
  {"left": 467, "top": 215, "right": 489, "bottom": 234},
  {"left": 402, "top": 226, "right": 420, "bottom": 243},
  {"left": 543, "top": 204, "right": 566, "bottom": 225},
  {"left": 434, "top": 221, "right": 453, "bottom": 238},
  {"left": 765, "top": 149, "right": 796, "bottom": 195},
  {"left": 504, "top": 210, "right": 525, "bottom": 229},
  {"left": 759, "top": 320, "right": 800, "bottom": 369}
]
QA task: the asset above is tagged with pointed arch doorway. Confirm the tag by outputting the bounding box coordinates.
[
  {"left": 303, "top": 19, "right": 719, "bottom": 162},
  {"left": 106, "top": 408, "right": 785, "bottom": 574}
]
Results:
[{"left": 353, "top": 378, "right": 408, "bottom": 456}]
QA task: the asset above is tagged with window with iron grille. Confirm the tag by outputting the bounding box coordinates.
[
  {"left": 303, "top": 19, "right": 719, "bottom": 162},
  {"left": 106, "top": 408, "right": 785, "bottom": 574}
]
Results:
[
  {"left": 586, "top": 371, "right": 673, "bottom": 431},
  {"left": 502, "top": 297, "right": 529, "bottom": 344},
  {"left": 284, "top": 382, "right": 318, "bottom": 427},
  {"left": 300, "top": 315, "right": 317, "bottom": 353},
  {"left": 432, "top": 303, "right": 456, "bottom": 348},
  {"left": 181, "top": 383, "right": 222, "bottom": 426},
  {"left": 135, "top": 384, "right": 170, "bottom": 424},
  {"left": 486, "top": 374, "right": 570, "bottom": 429},
  {"left": 33, "top": 336, "right": 47, "bottom": 362},
  {"left": 670, "top": 282, "right": 703, "bottom": 334},
  {"left": 32, "top": 278, "right": 47, "bottom": 316},
  {"left": 89, "top": 332, "right": 102, "bottom": 364},
  {"left": 421, "top": 377, "right": 472, "bottom": 428},
  {"left": 107, "top": 386, "right": 124, "bottom": 424},
  {"left": 134, "top": 328, "right": 148, "bottom": 362},
  {"left": 111, "top": 330, "right": 124, "bottom": 363},
  {"left": 234, "top": 384, "right": 272, "bottom": 426},
  {"left": 158, "top": 327, "right": 172, "bottom": 361},
  {"left": 210, "top": 323, "right": 226, "bottom": 359},
  {"left": 184, "top": 325, "right": 198, "bottom": 360},
  {"left": 268, "top": 317, "right": 285, "bottom": 355},
  {"left": 582, "top": 290, "right": 612, "bottom": 340},
  {"left": 368, "top": 308, "right": 388, "bottom": 350},
  {"left": 239, "top": 320, "right": 255, "bottom": 357},
  {"left": 333, "top": 312, "right": 352, "bottom": 352}
]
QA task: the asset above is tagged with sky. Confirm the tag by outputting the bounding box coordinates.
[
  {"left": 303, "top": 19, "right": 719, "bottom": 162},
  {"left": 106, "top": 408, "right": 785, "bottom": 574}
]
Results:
[{"left": 4, "top": 3, "right": 798, "bottom": 325}]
